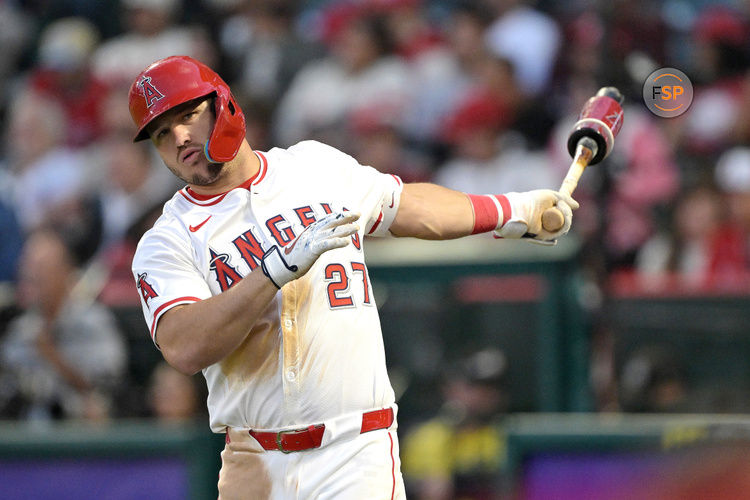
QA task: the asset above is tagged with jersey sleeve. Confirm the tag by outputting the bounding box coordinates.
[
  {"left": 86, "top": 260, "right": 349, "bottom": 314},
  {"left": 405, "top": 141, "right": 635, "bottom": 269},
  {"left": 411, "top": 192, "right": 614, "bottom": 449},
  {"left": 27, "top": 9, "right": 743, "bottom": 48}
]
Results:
[
  {"left": 288, "top": 141, "right": 404, "bottom": 237},
  {"left": 361, "top": 171, "right": 403, "bottom": 238},
  {"left": 132, "top": 220, "right": 213, "bottom": 347}
]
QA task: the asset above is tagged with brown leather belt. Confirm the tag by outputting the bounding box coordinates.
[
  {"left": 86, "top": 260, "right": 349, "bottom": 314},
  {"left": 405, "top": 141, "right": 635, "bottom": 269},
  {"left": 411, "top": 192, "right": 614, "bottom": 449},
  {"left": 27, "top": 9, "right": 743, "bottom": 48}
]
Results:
[{"left": 237, "top": 407, "right": 394, "bottom": 453}]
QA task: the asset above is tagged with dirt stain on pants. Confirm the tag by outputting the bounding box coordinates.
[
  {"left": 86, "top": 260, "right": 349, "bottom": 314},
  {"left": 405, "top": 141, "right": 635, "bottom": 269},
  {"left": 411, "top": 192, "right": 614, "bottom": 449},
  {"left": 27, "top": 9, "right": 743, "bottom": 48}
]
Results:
[{"left": 217, "top": 440, "right": 272, "bottom": 500}]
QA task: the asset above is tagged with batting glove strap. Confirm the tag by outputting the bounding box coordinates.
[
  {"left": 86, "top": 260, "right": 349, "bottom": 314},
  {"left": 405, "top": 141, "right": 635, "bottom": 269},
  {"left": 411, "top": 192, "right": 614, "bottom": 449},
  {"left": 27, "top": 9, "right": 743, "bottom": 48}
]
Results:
[{"left": 261, "top": 246, "right": 298, "bottom": 289}]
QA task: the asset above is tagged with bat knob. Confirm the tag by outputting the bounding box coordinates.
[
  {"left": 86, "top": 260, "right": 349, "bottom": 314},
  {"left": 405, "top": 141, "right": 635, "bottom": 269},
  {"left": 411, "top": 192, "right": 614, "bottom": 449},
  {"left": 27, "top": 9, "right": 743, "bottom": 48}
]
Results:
[{"left": 542, "top": 207, "right": 565, "bottom": 232}]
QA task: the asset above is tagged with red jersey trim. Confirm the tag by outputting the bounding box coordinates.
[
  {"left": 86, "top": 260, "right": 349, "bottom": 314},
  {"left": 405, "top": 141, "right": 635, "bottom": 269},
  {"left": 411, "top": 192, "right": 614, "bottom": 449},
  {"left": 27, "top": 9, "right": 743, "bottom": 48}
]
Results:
[
  {"left": 179, "top": 151, "right": 269, "bottom": 206},
  {"left": 389, "top": 431, "right": 396, "bottom": 500},
  {"left": 150, "top": 296, "right": 202, "bottom": 339},
  {"left": 252, "top": 151, "right": 268, "bottom": 186},
  {"left": 368, "top": 211, "right": 384, "bottom": 235},
  {"left": 180, "top": 189, "right": 229, "bottom": 206}
]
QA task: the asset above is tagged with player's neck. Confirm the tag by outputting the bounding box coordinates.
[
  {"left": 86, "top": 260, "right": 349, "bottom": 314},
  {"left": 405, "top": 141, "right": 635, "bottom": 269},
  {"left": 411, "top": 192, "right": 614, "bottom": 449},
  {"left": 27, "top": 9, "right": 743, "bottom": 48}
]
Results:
[{"left": 188, "top": 141, "right": 259, "bottom": 196}]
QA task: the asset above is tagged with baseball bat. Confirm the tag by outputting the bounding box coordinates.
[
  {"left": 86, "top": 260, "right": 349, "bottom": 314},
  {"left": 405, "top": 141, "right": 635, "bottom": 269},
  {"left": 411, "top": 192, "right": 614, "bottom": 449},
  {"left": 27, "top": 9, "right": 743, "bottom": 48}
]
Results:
[{"left": 541, "top": 87, "right": 625, "bottom": 232}]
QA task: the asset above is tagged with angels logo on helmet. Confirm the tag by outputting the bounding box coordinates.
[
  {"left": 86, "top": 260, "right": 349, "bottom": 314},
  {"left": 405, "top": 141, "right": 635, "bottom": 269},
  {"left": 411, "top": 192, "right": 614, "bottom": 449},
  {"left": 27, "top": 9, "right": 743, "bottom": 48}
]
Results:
[{"left": 137, "top": 76, "right": 165, "bottom": 108}]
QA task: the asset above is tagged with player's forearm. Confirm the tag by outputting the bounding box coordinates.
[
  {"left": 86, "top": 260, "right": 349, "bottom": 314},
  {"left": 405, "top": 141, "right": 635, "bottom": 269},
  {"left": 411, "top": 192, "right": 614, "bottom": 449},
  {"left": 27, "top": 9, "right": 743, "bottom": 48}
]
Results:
[
  {"left": 389, "top": 183, "right": 474, "bottom": 240},
  {"left": 156, "top": 270, "right": 278, "bottom": 375},
  {"left": 389, "top": 183, "right": 577, "bottom": 244}
]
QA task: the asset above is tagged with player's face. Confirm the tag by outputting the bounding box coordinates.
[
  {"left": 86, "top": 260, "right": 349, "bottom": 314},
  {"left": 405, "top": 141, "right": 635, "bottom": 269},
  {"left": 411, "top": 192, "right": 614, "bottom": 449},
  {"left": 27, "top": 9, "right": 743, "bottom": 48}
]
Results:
[{"left": 148, "top": 98, "right": 225, "bottom": 186}]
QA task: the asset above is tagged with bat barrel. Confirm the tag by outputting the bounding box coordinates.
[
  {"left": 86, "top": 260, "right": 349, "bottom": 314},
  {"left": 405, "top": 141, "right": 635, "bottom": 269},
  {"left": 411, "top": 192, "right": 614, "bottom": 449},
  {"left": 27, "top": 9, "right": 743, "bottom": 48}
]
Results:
[{"left": 566, "top": 87, "right": 624, "bottom": 165}]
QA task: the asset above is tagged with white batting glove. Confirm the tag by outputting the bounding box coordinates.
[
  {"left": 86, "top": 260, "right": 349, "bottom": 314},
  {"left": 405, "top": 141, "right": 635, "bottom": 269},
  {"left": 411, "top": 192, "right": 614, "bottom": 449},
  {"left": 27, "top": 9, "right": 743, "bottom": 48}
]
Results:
[
  {"left": 261, "top": 211, "right": 360, "bottom": 288},
  {"left": 495, "top": 190, "right": 579, "bottom": 245}
]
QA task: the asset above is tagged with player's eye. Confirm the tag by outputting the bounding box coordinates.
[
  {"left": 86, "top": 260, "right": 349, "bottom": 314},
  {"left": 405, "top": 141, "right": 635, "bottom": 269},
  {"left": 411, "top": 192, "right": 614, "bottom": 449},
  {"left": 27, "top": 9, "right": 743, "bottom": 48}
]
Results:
[{"left": 153, "top": 128, "right": 168, "bottom": 141}]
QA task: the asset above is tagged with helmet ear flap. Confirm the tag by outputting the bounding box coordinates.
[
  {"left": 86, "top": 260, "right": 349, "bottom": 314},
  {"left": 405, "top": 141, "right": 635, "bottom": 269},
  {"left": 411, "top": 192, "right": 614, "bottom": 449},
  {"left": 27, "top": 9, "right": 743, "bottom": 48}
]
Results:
[{"left": 205, "top": 90, "right": 246, "bottom": 163}]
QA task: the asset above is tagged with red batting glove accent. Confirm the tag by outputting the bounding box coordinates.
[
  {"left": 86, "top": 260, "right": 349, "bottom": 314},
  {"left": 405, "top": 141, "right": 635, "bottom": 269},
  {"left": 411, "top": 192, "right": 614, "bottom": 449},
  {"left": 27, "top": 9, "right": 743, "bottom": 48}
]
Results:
[
  {"left": 493, "top": 194, "right": 511, "bottom": 227},
  {"left": 468, "top": 194, "right": 499, "bottom": 234}
]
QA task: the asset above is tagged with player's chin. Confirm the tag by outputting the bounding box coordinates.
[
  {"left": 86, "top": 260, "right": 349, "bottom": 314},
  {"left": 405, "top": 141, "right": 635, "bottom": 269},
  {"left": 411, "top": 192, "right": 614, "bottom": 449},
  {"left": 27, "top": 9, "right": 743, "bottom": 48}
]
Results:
[{"left": 190, "top": 161, "right": 225, "bottom": 186}]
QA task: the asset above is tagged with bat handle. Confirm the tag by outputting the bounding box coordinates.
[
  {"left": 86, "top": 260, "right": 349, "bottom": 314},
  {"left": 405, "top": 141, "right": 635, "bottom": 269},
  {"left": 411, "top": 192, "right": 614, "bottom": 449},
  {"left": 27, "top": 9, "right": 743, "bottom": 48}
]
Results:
[{"left": 541, "top": 139, "right": 596, "bottom": 232}]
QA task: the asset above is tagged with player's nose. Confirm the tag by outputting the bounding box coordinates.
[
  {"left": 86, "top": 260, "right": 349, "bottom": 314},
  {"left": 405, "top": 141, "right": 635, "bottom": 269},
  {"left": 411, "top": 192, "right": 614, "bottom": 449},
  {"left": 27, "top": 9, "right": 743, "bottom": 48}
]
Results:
[{"left": 172, "top": 123, "right": 192, "bottom": 146}]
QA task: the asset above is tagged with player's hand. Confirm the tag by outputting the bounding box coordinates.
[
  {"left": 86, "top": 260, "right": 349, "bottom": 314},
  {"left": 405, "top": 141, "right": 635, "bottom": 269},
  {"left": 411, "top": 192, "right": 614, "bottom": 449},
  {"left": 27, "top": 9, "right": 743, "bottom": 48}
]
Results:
[
  {"left": 261, "top": 211, "right": 360, "bottom": 288},
  {"left": 495, "top": 190, "right": 579, "bottom": 245}
]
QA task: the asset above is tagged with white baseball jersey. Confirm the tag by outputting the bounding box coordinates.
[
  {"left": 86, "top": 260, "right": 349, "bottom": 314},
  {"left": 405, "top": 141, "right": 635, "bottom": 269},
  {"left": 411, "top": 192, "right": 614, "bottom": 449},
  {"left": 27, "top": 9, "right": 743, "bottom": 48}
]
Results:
[{"left": 133, "top": 140, "right": 403, "bottom": 432}]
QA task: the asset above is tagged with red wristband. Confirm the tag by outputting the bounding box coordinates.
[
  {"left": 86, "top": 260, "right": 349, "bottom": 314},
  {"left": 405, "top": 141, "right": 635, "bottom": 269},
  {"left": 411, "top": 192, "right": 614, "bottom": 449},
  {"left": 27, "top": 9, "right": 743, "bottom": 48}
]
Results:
[
  {"left": 468, "top": 194, "right": 511, "bottom": 234},
  {"left": 495, "top": 194, "right": 511, "bottom": 227}
]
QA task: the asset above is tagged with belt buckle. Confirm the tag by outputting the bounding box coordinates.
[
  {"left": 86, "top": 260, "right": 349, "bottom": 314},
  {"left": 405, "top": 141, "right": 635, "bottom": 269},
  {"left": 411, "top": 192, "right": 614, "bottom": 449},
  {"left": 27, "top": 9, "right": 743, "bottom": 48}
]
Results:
[{"left": 275, "top": 428, "right": 302, "bottom": 454}]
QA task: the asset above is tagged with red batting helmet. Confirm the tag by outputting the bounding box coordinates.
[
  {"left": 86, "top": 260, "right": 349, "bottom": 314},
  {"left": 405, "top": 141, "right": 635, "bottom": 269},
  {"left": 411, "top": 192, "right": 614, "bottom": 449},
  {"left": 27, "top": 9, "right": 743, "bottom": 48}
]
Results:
[{"left": 128, "top": 55, "right": 246, "bottom": 163}]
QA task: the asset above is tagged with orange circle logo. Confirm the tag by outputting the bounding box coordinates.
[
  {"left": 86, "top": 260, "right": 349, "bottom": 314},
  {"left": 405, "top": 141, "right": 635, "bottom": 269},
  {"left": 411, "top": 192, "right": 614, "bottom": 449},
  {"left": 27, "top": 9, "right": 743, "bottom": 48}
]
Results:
[{"left": 643, "top": 68, "right": 693, "bottom": 118}]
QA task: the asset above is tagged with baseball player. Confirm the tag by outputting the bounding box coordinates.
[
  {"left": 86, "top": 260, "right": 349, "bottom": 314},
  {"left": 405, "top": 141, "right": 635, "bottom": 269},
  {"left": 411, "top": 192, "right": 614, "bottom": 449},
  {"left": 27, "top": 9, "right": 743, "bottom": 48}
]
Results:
[{"left": 129, "top": 56, "right": 576, "bottom": 500}]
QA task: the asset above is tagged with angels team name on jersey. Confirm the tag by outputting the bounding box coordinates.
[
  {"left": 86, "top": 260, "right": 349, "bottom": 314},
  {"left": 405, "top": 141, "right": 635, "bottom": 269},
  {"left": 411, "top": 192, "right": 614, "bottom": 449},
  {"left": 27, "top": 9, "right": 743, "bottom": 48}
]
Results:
[{"left": 209, "top": 201, "right": 362, "bottom": 292}]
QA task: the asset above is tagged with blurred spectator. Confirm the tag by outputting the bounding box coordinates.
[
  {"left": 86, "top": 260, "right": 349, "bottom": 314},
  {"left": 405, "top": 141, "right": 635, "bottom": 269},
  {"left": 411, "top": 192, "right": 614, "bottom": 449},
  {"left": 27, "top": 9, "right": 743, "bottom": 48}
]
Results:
[
  {"left": 618, "top": 344, "right": 689, "bottom": 413},
  {"left": 146, "top": 361, "right": 204, "bottom": 422},
  {"left": 242, "top": 98, "right": 275, "bottom": 153},
  {"left": 402, "top": 348, "right": 510, "bottom": 500},
  {"left": 349, "top": 104, "right": 432, "bottom": 182},
  {"left": 603, "top": 0, "right": 667, "bottom": 83},
  {"left": 0, "top": 228, "right": 127, "bottom": 421},
  {"left": 435, "top": 91, "right": 556, "bottom": 194},
  {"left": 0, "top": 3, "right": 33, "bottom": 113},
  {"left": 727, "top": 70, "right": 750, "bottom": 149},
  {"left": 715, "top": 146, "right": 750, "bottom": 254},
  {"left": 219, "top": 1, "right": 324, "bottom": 110},
  {"left": 97, "top": 135, "right": 178, "bottom": 248},
  {"left": 27, "top": 17, "right": 110, "bottom": 148},
  {"left": 400, "top": 2, "right": 492, "bottom": 147},
  {"left": 690, "top": 5, "right": 749, "bottom": 87},
  {"left": 473, "top": 47, "right": 555, "bottom": 148},
  {"left": 4, "top": 90, "right": 90, "bottom": 234},
  {"left": 373, "top": 0, "right": 443, "bottom": 60},
  {"left": 635, "top": 184, "right": 747, "bottom": 289},
  {"left": 273, "top": 10, "right": 412, "bottom": 148},
  {"left": 547, "top": 11, "right": 605, "bottom": 144},
  {"left": 483, "top": 0, "right": 561, "bottom": 97},
  {"left": 679, "top": 5, "right": 750, "bottom": 157},
  {"left": 91, "top": 0, "right": 213, "bottom": 87},
  {"left": 0, "top": 171, "right": 24, "bottom": 285}
]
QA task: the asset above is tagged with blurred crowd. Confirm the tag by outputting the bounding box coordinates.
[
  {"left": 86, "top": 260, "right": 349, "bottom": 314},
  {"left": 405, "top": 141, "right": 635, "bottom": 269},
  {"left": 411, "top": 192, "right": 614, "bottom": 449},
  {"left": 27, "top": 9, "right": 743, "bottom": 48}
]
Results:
[{"left": 0, "top": 0, "right": 749, "bottom": 467}]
